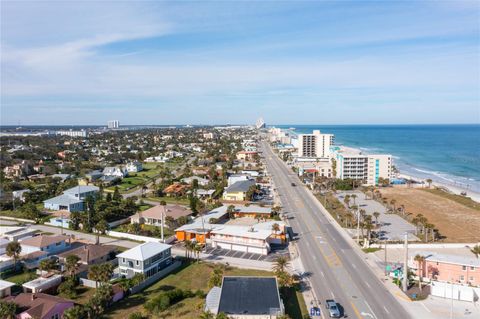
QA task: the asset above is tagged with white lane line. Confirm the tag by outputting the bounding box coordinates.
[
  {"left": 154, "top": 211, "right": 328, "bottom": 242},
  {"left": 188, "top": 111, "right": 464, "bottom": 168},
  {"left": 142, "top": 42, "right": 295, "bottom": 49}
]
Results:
[
  {"left": 351, "top": 263, "right": 357, "bottom": 269},
  {"left": 383, "top": 306, "right": 390, "bottom": 314},
  {"left": 364, "top": 301, "right": 377, "bottom": 319},
  {"left": 420, "top": 302, "right": 431, "bottom": 313},
  {"left": 364, "top": 281, "right": 371, "bottom": 289},
  {"left": 330, "top": 291, "right": 335, "bottom": 298},
  {"left": 320, "top": 271, "right": 325, "bottom": 278},
  {"left": 312, "top": 255, "right": 317, "bottom": 260}
]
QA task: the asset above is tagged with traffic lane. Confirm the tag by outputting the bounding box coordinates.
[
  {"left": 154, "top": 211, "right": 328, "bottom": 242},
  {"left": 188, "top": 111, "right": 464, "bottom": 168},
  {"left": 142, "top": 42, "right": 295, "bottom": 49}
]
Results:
[
  {"left": 267, "top": 152, "right": 361, "bottom": 318},
  {"left": 299, "top": 186, "right": 409, "bottom": 319},
  {"left": 271, "top": 148, "right": 410, "bottom": 319},
  {"left": 282, "top": 183, "right": 359, "bottom": 319}
]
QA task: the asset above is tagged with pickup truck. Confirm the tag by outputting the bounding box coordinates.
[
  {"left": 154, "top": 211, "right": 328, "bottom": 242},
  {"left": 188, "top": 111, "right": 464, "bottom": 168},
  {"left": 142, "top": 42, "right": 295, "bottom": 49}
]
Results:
[{"left": 325, "top": 299, "right": 341, "bottom": 318}]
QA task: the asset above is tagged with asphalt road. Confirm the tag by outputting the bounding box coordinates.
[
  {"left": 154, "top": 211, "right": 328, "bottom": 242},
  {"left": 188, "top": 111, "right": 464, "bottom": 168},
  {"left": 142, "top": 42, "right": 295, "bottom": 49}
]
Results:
[{"left": 260, "top": 140, "right": 411, "bottom": 319}]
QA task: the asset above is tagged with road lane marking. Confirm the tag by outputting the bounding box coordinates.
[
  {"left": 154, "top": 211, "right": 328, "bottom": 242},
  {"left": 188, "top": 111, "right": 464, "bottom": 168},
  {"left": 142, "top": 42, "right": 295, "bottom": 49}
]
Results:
[
  {"left": 420, "top": 302, "right": 431, "bottom": 313},
  {"left": 330, "top": 291, "right": 335, "bottom": 298},
  {"left": 350, "top": 301, "right": 363, "bottom": 319},
  {"left": 352, "top": 263, "right": 357, "bottom": 269},
  {"left": 364, "top": 281, "right": 371, "bottom": 289},
  {"left": 364, "top": 301, "right": 377, "bottom": 319},
  {"left": 320, "top": 271, "right": 325, "bottom": 278},
  {"left": 383, "top": 306, "right": 390, "bottom": 314}
]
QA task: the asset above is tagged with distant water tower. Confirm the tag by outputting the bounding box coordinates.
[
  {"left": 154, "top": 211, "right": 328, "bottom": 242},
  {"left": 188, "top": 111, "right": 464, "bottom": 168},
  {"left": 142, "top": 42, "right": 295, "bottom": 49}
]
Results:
[{"left": 107, "top": 120, "right": 119, "bottom": 129}]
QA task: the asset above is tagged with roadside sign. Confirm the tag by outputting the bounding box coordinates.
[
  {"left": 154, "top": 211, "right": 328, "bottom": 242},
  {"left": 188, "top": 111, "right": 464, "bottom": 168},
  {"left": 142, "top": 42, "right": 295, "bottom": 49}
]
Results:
[{"left": 386, "top": 265, "right": 391, "bottom": 272}]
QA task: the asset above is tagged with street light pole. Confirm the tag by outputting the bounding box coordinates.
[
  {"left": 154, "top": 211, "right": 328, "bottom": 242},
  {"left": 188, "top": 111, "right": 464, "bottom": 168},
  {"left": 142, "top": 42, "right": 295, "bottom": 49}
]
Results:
[{"left": 402, "top": 233, "right": 409, "bottom": 292}]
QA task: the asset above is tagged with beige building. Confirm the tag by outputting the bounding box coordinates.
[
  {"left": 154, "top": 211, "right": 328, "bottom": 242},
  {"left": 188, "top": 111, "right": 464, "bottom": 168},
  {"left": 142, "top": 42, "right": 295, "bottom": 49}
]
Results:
[{"left": 298, "top": 130, "right": 334, "bottom": 158}]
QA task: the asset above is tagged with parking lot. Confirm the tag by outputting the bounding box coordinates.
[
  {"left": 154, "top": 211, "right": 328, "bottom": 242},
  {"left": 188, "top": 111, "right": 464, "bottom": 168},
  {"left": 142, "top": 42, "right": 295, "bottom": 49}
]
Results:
[{"left": 204, "top": 244, "right": 289, "bottom": 262}]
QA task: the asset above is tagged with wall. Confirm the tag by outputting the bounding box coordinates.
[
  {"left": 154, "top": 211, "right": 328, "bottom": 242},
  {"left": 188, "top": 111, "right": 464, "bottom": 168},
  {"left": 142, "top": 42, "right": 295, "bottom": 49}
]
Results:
[
  {"left": 430, "top": 281, "right": 480, "bottom": 302},
  {"left": 106, "top": 231, "right": 175, "bottom": 244},
  {"left": 108, "top": 217, "right": 131, "bottom": 228}
]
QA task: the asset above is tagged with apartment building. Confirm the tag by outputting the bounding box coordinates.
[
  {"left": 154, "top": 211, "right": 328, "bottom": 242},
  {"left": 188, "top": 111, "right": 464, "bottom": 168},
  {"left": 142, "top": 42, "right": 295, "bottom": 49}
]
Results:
[
  {"left": 334, "top": 147, "right": 392, "bottom": 186},
  {"left": 56, "top": 129, "right": 88, "bottom": 138},
  {"left": 298, "top": 130, "right": 334, "bottom": 158},
  {"left": 108, "top": 120, "right": 119, "bottom": 129}
]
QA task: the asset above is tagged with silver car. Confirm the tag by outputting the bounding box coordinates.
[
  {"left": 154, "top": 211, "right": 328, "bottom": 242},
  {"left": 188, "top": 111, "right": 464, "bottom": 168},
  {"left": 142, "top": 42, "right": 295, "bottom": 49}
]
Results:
[{"left": 325, "top": 299, "right": 341, "bottom": 318}]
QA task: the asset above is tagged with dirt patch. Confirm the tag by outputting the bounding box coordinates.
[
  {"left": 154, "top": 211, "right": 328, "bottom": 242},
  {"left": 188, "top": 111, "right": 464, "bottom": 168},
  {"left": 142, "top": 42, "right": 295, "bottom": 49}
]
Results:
[{"left": 379, "top": 187, "right": 480, "bottom": 242}]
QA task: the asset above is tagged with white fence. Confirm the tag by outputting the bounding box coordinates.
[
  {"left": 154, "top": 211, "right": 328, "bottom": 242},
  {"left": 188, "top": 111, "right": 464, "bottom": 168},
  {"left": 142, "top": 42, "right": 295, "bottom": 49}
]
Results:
[
  {"left": 106, "top": 230, "right": 176, "bottom": 244},
  {"left": 79, "top": 278, "right": 99, "bottom": 288},
  {"left": 0, "top": 216, "right": 35, "bottom": 223},
  {"left": 371, "top": 243, "right": 480, "bottom": 249},
  {"left": 108, "top": 217, "right": 131, "bottom": 228},
  {"left": 430, "top": 281, "right": 480, "bottom": 302}
]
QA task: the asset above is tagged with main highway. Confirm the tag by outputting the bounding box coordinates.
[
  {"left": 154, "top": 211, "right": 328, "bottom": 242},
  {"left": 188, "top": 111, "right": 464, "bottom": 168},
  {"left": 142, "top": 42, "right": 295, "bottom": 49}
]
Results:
[{"left": 260, "top": 140, "right": 411, "bottom": 319}]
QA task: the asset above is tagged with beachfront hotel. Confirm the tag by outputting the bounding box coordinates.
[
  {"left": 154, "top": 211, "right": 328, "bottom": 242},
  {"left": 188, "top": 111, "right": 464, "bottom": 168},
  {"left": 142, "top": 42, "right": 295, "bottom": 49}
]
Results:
[
  {"left": 298, "top": 130, "right": 334, "bottom": 158},
  {"left": 333, "top": 147, "right": 392, "bottom": 186}
]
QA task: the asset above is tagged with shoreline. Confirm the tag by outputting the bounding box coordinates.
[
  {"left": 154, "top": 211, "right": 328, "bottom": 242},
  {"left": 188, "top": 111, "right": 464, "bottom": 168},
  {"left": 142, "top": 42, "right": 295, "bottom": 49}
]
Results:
[
  {"left": 397, "top": 173, "right": 480, "bottom": 203},
  {"left": 337, "top": 144, "right": 480, "bottom": 203}
]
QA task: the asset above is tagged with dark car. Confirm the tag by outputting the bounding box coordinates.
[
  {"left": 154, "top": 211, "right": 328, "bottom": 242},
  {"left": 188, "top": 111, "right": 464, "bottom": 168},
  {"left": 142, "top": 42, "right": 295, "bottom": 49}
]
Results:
[{"left": 291, "top": 182, "right": 296, "bottom": 186}]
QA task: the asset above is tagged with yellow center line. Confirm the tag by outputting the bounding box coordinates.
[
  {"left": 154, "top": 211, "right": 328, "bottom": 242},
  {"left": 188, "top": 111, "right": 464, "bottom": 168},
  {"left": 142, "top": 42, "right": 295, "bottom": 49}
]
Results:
[{"left": 350, "top": 301, "right": 363, "bottom": 318}]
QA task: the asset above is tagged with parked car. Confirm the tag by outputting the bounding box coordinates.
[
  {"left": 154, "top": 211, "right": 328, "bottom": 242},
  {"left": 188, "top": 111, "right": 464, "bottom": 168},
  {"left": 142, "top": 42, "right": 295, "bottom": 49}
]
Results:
[
  {"left": 325, "top": 299, "right": 341, "bottom": 318},
  {"left": 291, "top": 182, "right": 296, "bottom": 186}
]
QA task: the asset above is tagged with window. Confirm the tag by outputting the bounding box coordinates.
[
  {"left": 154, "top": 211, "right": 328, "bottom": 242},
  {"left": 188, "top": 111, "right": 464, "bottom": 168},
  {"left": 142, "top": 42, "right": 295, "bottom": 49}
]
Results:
[
  {"left": 56, "top": 242, "right": 61, "bottom": 246},
  {"left": 462, "top": 266, "right": 467, "bottom": 271},
  {"left": 469, "top": 276, "right": 474, "bottom": 282},
  {"left": 136, "top": 260, "right": 139, "bottom": 266},
  {"left": 460, "top": 275, "right": 465, "bottom": 281},
  {"left": 123, "top": 258, "right": 126, "bottom": 263},
  {"left": 471, "top": 266, "right": 475, "bottom": 271}
]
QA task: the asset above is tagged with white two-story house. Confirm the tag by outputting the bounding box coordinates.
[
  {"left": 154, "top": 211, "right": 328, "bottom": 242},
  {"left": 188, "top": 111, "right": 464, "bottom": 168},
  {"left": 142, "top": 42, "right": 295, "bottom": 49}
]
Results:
[
  {"left": 43, "top": 185, "right": 99, "bottom": 212},
  {"left": 117, "top": 242, "right": 172, "bottom": 279}
]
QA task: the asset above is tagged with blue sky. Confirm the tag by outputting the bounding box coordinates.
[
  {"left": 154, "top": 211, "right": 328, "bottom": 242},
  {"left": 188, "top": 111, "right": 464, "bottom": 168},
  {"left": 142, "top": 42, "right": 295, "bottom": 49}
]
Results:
[{"left": 1, "top": 1, "right": 479, "bottom": 125}]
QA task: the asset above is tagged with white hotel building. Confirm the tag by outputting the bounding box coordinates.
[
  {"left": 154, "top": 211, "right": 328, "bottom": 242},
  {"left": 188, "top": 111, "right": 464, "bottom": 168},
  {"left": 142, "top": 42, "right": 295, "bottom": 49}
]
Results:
[
  {"left": 298, "top": 130, "right": 334, "bottom": 158},
  {"left": 333, "top": 147, "right": 392, "bottom": 186}
]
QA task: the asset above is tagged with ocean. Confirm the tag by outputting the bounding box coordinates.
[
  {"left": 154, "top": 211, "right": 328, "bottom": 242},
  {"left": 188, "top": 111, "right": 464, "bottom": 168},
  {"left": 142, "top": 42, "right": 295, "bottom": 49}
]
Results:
[{"left": 275, "top": 124, "right": 480, "bottom": 193}]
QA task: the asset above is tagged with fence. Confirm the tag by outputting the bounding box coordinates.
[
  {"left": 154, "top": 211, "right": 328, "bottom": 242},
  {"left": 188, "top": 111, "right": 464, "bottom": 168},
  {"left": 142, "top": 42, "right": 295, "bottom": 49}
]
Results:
[
  {"left": 106, "top": 230, "right": 176, "bottom": 244},
  {"left": 430, "top": 281, "right": 480, "bottom": 302},
  {"left": 130, "top": 260, "right": 182, "bottom": 294},
  {"left": 0, "top": 216, "right": 35, "bottom": 223},
  {"left": 79, "top": 278, "right": 98, "bottom": 288},
  {"left": 371, "top": 243, "right": 480, "bottom": 249},
  {"left": 108, "top": 217, "right": 131, "bottom": 228}
]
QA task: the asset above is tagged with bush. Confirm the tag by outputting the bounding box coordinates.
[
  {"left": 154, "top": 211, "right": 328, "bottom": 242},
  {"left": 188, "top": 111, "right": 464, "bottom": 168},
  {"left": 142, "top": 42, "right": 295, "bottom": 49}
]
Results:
[
  {"left": 144, "top": 289, "right": 194, "bottom": 313},
  {"left": 128, "top": 312, "right": 144, "bottom": 319}
]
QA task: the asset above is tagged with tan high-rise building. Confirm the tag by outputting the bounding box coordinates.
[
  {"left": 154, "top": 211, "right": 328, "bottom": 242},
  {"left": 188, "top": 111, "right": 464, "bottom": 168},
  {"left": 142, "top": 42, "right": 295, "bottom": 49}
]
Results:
[{"left": 298, "top": 130, "right": 334, "bottom": 158}]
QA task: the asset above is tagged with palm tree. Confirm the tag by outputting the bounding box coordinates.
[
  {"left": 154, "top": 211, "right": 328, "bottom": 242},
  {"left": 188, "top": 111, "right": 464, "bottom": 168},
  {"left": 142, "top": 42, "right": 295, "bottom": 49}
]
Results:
[
  {"left": 95, "top": 219, "right": 109, "bottom": 245},
  {"left": 426, "top": 179, "right": 432, "bottom": 188},
  {"left": 39, "top": 258, "right": 57, "bottom": 272},
  {"left": 193, "top": 243, "right": 202, "bottom": 263},
  {"left": 373, "top": 211, "right": 380, "bottom": 226},
  {"left": 65, "top": 254, "right": 81, "bottom": 278},
  {"left": 414, "top": 254, "right": 425, "bottom": 291},
  {"left": 271, "top": 223, "right": 280, "bottom": 235},
  {"left": 351, "top": 194, "right": 357, "bottom": 206},
  {"left": 6, "top": 241, "right": 21, "bottom": 271},
  {"left": 0, "top": 300, "right": 18, "bottom": 319},
  {"left": 227, "top": 205, "right": 236, "bottom": 219},
  {"left": 87, "top": 264, "right": 102, "bottom": 288},
  {"left": 98, "top": 263, "right": 114, "bottom": 284},
  {"left": 470, "top": 245, "right": 480, "bottom": 258},
  {"left": 343, "top": 195, "right": 350, "bottom": 208},
  {"left": 363, "top": 215, "right": 373, "bottom": 247},
  {"left": 272, "top": 256, "right": 289, "bottom": 273},
  {"left": 390, "top": 199, "right": 397, "bottom": 212}
]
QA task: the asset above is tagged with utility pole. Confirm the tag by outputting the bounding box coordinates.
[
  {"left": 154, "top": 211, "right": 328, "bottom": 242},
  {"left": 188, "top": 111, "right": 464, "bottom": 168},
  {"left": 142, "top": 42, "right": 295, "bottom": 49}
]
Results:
[
  {"left": 402, "top": 233, "right": 408, "bottom": 292},
  {"left": 161, "top": 204, "right": 165, "bottom": 242}
]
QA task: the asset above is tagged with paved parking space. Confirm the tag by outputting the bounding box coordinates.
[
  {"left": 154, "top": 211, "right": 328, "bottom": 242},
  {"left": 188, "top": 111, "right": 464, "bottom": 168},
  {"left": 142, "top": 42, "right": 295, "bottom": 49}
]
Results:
[
  {"left": 336, "top": 190, "right": 419, "bottom": 241},
  {"left": 204, "top": 245, "right": 289, "bottom": 262}
]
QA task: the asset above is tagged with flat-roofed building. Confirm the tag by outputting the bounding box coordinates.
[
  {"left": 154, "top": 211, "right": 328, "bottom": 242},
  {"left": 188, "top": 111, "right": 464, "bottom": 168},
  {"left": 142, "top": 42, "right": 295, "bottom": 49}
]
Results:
[
  {"left": 298, "top": 130, "right": 334, "bottom": 158},
  {"left": 205, "top": 276, "right": 284, "bottom": 318}
]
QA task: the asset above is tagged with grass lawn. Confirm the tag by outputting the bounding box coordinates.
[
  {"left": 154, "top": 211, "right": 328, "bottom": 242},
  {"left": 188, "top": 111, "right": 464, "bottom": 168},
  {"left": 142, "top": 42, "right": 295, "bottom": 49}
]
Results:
[
  {"left": 146, "top": 196, "right": 190, "bottom": 206},
  {"left": 362, "top": 247, "right": 382, "bottom": 253},
  {"left": 2, "top": 269, "right": 37, "bottom": 285},
  {"left": 138, "top": 204, "right": 153, "bottom": 211},
  {"left": 104, "top": 261, "right": 308, "bottom": 319}
]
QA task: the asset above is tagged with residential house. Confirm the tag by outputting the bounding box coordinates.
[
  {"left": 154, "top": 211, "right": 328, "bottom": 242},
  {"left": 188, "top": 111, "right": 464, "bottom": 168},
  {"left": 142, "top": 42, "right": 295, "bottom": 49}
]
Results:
[
  {"left": 163, "top": 183, "right": 189, "bottom": 197},
  {"left": 181, "top": 176, "right": 209, "bottom": 186},
  {"left": 130, "top": 205, "right": 192, "bottom": 226},
  {"left": 57, "top": 244, "right": 117, "bottom": 265},
  {"left": 20, "top": 235, "right": 71, "bottom": 256},
  {"left": 7, "top": 292, "right": 74, "bottom": 319},
  {"left": 103, "top": 166, "right": 128, "bottom": 178},
  {"left": 222, "top": 179, "right": 256, "bottom": 202},
  {"left": 205, "top": 277, "right": 284, "bottom": 318},
  {"left": 236, "top": 151, "right": 258, "bottom": 161},
  {"left": 227, "top": 174, "right": 252, "bottom": 187},
  {"left": 0, "top": 226, "right": 36, "bottom": 241},
  {"left": 43, "top": 185, "right": 99, "bottom": 212},
  {"left": 22, "top": 274, "right": 63, "bottom": 293},
  {"left": 0, "top": 255, "right": 14, "bottom": 272},
  {"left": 0, "top": 279, "right": 15, "bottom": 298},
  {"left": 126, "top": 161, "right": 143, "bottom": 173},
  {"left": 117, "top": 242, "right": 172, "bottom": 279}
]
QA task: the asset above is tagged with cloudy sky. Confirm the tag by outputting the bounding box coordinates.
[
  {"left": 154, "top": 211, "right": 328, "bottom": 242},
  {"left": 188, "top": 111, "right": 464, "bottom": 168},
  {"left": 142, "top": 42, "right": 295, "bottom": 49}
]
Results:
[{"left": 1, "top": 1, "right": 479, "bottom": 125}]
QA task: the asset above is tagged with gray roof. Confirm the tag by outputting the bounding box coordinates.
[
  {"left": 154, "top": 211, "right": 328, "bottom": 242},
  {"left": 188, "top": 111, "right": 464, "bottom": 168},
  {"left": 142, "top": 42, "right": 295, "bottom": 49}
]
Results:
[
  {"left": 44, "top": 194, "right": 82, "bottom": 206},
  {"left": 117, "top": 242, "right": 171, "bottom": 261},
  {"left": 225, "top": 179, "right": 255, "bottom": 193},
  {"left": 63, "top": 185, "right": 99, "bottom": 194},
  {"left": 218, "top": 277, "right": 281, "bottom": 315}
]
